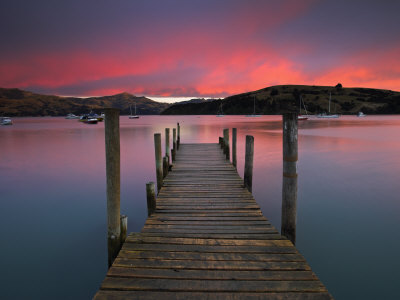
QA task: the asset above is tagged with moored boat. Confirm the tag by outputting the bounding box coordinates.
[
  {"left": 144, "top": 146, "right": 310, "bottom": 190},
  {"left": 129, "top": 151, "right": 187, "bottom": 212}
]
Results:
[
  {"left": 65, "top": 113, "right": 79, "bottom": 119},
  {"left": 316, "top": 92, "right": 340, "bottom": 118},
  {"left": 129, "top": 104, "right": 139, "bottom": 119},
  {"left": 357, "top": 111, "right": 366, "bottom": 117},
  {"left": 0, "top": 117, "right": 13, "bottom": 125}
]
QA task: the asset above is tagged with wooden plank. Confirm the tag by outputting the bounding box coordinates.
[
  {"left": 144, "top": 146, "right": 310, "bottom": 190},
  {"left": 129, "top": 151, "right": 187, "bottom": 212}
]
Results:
[
  {"left": 113, "top": 258, "right": 312, "bottom": 271},
  {"left": 126, "top": 236, "right": 289, "bottom": 246},
  {"left": 100, "top": 277, "right": 325, "bottom": 292},
  {"left": 117, "top": 250, "right": 305, "bottom": 262},
  {"left": 121, "top": 243, "right": 299, "bottom": 254},
  {"left": 107, "top": 267, "right": 316, "bottom": 280},
  {"left": 94, "top": 291, "right": 333, "bottom": 300}
]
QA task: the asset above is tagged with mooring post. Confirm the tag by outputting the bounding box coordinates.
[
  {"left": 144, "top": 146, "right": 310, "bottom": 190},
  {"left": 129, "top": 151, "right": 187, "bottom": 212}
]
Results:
[
  {"left": 281, "top": 113, "right": 298, "bottom": 245},
  {"left": 223, "top": 128, "right": 230, "bottom": 160},
  {"left": 172, "top": 128, "right": 176, "bottom": 162},
  {"left": 163, "top": 156, "right": 168, "bottom": 178},
  {"left": 165, "top": 128, "right": 170, "bottom": 166},
  {"left": 219, "top": 137, "right": 223, "bottom": 148},
  {"left": 146, "top": 182, "right": 156, "bottom": 216},
  {"left": 154, "top": 133, "right": 163, "bottom": 194},
  {"left": 244, "top": 135, "right": 254, "bottom": 192},
  {"left": 177, "top": 123, "right": 180, "bottom": 150},
  {"left": 232, "top": 128, "right": 237, "bottom": 169},
  {"left": 120, "top": 215, "right": 127, "bottom": 246},
  {"left": 104, "top": 108, "right": 121, "bottom": 268}
]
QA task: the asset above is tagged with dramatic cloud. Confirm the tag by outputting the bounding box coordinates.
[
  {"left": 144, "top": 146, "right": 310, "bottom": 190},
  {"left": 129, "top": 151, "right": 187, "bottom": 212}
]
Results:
[{"left": 1, "top": 0, "right": 399, "bottom": 98}]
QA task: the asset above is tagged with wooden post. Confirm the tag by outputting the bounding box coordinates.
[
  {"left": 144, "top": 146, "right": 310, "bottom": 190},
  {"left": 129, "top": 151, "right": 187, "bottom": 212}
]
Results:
[
  {"left": 219, "top": 137, "right": 223, "bottom": 148},
  {"left": 154, "top": 133, "right": 163, "bottom": 194},
  {"left": 120, "top": 215, "right": 127, "bottom": 245},
  {"left": 163, "top": 156, "right": 168, "bottom": 178},
  {"left": 146, "top": 182, "right": 156, "bottom": 216},
  {"left": 244, "top": 135, "right": 254, "bottom": 192},
  {"left": 232, "top": 128, "right": 237, "bottom": 169},
  {"left": 177, "top": 123, "right": 180, "bottom": 150},
  {"left": 281, "top": 113, "right": 298, "bottom": 245},
  {"left": 172, "top": 128, "right": 176, "bottom": 162},
  {"left": 104, "top": 108, "right": 121, "bottom": 268},
  {"left": 165, "top": 128, "right": 170, "bottom": 166},
  {"left": 223, "top": 128, "right": 230, "bottom": 160}
]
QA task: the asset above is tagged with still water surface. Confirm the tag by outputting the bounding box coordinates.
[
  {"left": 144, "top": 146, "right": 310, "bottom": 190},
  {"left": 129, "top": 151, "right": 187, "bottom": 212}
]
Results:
[{"left": 1, "top": 115, "right": 399, "bottom": 299}]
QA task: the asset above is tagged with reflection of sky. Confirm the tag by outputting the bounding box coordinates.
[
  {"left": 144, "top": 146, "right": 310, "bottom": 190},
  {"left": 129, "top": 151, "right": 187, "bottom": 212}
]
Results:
[{"left": 0, "top": 115, "right": 400, "bottom": 299}]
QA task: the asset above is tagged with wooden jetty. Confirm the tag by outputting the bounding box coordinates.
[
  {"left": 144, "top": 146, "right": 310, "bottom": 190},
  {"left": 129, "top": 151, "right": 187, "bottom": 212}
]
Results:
[{"left": 94, "top": 111, "right": 332, "bottom": 299}]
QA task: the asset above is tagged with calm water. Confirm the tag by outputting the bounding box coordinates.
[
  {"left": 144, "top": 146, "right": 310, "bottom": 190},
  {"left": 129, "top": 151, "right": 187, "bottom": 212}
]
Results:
[{"left": 1, "top": 115, "right": 399, "bottom": 299}]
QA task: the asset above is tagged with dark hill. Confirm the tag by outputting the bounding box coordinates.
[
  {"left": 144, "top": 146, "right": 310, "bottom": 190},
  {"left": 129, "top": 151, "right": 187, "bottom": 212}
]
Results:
[
  {"left": 0, "top": 88, "right": 170, "bottom": 116},
  {"left": 161, "top": 85, "right": 400, "bottom": 115}
]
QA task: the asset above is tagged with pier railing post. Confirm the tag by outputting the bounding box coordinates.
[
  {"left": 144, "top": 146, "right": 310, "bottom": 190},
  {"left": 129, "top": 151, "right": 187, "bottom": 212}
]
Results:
[
  {"left": 281, "top": 113, "right": 298, "bottom": 245},
  {"left": 163, "top": 156, "right": 168, "bottom": 178},
  {"left": 154, "top": 133, "right": 163, "bottom": 194},
  {"left": 146, "top": 182, "right": 156, "bottom": 216},
  {"left": 177, "top": 123, "right": 180, "bottom": 150},
  {"left": 165, "top": 128, "right": 170, "bottom": 166},
  {"left": 232, "top": 128, "right": 237, "bottom": 169},
  {"left": 223, "top": 128, "right": 230, "bottom": 160},
  {"left": 172, "top": 128, "right": 176, "bottom": 162},
  {"left": 104, "top": 108, "right": 121, "bottom": 268},
  {"left": 120, "top": 215, "right": 127, "bottom": 245},
  {"left": 244, "top": 135, "right": 254, "bottom": 192}
]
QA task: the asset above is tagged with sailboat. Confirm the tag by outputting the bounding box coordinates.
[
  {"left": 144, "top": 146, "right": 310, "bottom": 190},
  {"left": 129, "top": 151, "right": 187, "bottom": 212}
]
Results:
[
  {"left": 129, "top": 103, "right": 139, "bottom": 119},
  {"left": 298, "top": 96, "right": 308, "bottom": 120},
  {"left": 216, "top": 102, "right": 224, "bottom": 117},
  {"left": 317, "top": 92, "right": 340, "bottom": 118},
  {"left": 246, "top": 96, "right": 262, "bottom": 117}
]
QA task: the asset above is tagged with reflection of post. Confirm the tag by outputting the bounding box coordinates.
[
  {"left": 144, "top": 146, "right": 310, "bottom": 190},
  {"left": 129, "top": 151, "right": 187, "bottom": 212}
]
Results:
[
  {"left": 165, "top": 128, "right": 170, "bottom": 166},
  {"left": 232, "top": 128, "right": 237, "bottom": 169},
  {"left": 172, "top": 128, "right": 176, "bottom": 162},
  {"left": 244, "top": 135, "right": 254, "bottom": 192},
  {"left": 104, "top": 108, "right": 121, "bottom": 268},
  {"left": 223, "top": 129, "right": 230, "bottom": 160},
  {"left": 281, "top": 113, "right": 298, "bottom": 245},
  {"left": 154, "top": 133, "right": 163, "bottom": 194}
]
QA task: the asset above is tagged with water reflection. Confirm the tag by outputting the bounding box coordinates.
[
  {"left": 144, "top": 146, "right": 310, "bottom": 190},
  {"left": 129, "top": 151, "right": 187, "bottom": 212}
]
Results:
[{"left": 0, "top": 115, "right": 399, "bottom": 299}]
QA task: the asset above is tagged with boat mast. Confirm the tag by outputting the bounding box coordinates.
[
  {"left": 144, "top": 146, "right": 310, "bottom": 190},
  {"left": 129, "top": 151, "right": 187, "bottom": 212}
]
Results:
[
  {"left": 328, "top": 92, "right": 331, "bottom": 114},
  {"left": 253, "top": 96, "right": 256, "bottom": 114}
]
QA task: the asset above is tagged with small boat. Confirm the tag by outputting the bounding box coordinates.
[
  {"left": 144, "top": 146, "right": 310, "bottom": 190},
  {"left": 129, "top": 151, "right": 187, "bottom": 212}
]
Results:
[
  {"left": 129, "top": 104, "right": 139, "bottom": 119},
  {"left": 0, "top": 117, "right": 13, "bottom": 125},
  {"left": 216, "top": 102, "right": 224, "bottom": 117},
  {"left": 298, "top": 96, "right": 308, "bottom": 121},
  {"left": 98, "top": 112, "right": 105, "bottom": 121},
  {"left": 65, "top": 113, "right": 79, "bottom": 119},
  {"left": 317, "top": 92, "right": 340, "bottom": 118},
  {"left": 79, "top": 115, "right": 98, "bottom": 124},
  {"left": 357, "top": 111, "right": 366, "bottom": 117},
  {"left": 246, "top": 96, "right": 262, "bottom": 117}
]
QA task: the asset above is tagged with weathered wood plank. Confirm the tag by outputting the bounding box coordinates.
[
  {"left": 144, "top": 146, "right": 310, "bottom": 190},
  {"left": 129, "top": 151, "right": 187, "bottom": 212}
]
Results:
[
  {"left": 94, "top": 291, "right": 333, "bottom": 300},
  {"left": 107, "top": 267, "right": 316, "bottom": 280},
  {"left": 101, "top": 277, "right": 325, "bottom": 292}
]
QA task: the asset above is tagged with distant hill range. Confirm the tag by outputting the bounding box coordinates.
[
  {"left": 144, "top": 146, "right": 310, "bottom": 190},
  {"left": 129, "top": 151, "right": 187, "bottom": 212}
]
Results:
[
  {"left": 162, "top": 84, "right": 400, "bottom": 115},
  {"left": 1, "top": 84, "right": 400, "bottom": 116},
  {"left": 0, "top": 88, "right": 170, "bottom": 116}
]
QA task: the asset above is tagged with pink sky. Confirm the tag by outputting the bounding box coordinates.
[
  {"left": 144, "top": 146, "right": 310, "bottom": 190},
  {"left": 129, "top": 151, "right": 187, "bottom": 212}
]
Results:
[{"left": 1, "top": 0, "right": 399, "bottom": 99}]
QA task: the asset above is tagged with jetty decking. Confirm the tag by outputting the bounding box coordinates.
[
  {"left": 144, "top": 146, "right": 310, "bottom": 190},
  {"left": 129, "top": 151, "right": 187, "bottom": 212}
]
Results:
[{"left": 94, "top": 142, "right": 332, "bottom": 299}]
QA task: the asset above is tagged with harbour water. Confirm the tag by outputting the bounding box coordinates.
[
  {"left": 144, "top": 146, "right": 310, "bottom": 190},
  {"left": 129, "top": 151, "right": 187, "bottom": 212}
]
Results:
[{"left": 0, "top": 115, "right": 399, "bottom": 299}]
